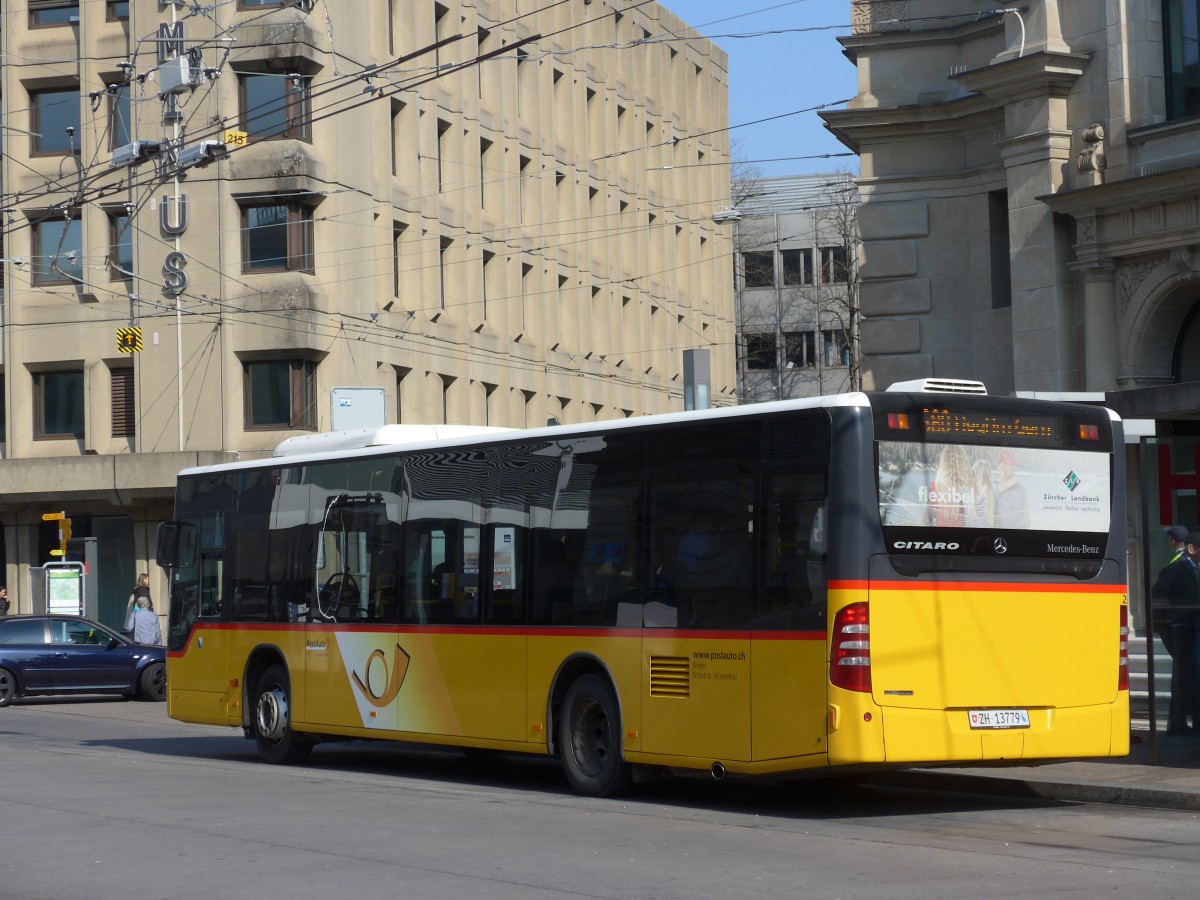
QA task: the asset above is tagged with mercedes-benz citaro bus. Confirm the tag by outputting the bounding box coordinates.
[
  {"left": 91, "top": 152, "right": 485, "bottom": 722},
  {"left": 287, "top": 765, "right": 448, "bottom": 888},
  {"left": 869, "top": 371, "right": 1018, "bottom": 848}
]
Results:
[{"left": 156, "top": 379, "right": 1129, "bottom": 796}]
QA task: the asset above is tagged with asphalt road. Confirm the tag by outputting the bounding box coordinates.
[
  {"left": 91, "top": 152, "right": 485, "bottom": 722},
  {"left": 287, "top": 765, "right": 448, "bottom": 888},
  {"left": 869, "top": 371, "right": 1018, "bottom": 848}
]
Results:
[{"left": 1, "top": 697, "right": 1199, "bottom": 899}]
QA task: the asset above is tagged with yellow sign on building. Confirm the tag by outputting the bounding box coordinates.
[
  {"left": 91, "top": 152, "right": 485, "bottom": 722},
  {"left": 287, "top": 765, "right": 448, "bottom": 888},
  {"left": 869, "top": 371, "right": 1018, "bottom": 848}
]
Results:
[
  {"left": 117, "top": 327, "right": 142, "bottom": 353},
  {"left": 224, "top": 129, "right": 248, "bottom": 148}
]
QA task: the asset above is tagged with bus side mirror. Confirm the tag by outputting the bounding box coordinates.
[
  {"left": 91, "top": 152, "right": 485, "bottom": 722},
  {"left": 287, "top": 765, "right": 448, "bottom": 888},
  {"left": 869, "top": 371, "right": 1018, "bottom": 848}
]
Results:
[{"left": 156, "top": 521, "right": 197, "bottom": 569}]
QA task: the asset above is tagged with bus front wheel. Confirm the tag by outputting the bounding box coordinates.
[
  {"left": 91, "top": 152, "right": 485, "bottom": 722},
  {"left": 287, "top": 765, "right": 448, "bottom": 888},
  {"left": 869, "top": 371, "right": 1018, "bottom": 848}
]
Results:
[
  {"left": 253, "top": 664, "right": 313, "bottom": 765},
  {"left": 558, "top": 674, "right": 632, "bottom": 797}
]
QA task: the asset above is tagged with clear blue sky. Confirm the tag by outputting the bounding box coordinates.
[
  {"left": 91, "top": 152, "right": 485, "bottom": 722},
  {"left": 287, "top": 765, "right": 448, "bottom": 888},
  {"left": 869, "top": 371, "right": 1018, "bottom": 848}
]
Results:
[{"left": 660, "top": 1, "right": 860, "bottom": 178}]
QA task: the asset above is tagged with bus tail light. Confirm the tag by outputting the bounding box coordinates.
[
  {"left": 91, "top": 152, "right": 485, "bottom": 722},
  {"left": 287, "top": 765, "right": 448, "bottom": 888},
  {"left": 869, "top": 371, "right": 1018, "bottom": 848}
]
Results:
[
  {"left": 831, "top": 602, "right": 871, "bottom": 693},
  {"left": 1118, "top": 605, "right": 1129, "bottom": 692}
]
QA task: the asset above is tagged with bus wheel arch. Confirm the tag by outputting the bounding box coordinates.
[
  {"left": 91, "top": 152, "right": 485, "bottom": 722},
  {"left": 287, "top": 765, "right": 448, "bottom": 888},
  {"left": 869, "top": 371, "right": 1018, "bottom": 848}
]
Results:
[
  {"left": 244, "top": 650, "right": 313, "bottom": 766},
  {"left": 242, "top": 646, "right": 287, "bottom": 730},
  {"left": 550, "top": 657, "right": 632, "bottom": 797}
]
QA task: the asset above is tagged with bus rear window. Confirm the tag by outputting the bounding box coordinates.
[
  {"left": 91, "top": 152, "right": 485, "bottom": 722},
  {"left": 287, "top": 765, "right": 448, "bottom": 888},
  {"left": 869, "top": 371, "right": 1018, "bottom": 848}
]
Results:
[{"left": 877, "top": 441, "right": 1111, "bottom": 561}]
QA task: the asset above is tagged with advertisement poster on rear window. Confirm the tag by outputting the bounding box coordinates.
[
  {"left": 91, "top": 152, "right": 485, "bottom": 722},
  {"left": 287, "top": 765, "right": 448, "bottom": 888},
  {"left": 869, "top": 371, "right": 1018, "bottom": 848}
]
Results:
[{"left": 878, "top": 442, "right": 1110, "bottom": 533}]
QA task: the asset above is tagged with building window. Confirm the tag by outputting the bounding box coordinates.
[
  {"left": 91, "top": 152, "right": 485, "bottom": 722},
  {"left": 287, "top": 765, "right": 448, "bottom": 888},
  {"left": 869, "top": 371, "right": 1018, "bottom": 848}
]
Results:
[
  {"left": 820, "top": 246, "right": 849, "bottom": 283},
  {"left": 240, "top": 200, "right": 314, "bottom": 273},
  {"left": 480, "top": 137, "right": 493, "bottom": 207},
  {"left": 30, "top": 1, "right": 78, "bottom": 26},
  {"left": 1165, "top": 1, "right": 1200, "bottom": 120},
  {"left": 392, "top": 222, "right": 406, "bottom": 298},
  {"left": 988, "top": 190, "right": 1012, "bottom": 309},
  {"left": 106, "top": 1, "right": 129, "bottom": 21},
  {"left": 390, "top": 101, "right": 401, "bottom": 175},
  {"left": 745, "top": 333, "right": 777, "bottom": 370},
  {"left": 481, "top": 250, "right": 495, "bottom": 319},
  {"left": 32, "top": 216, "right": 83, "bottom": 285},
  {"left": 31, "top": 88, "right": 81, "bottom": 155},
  {"left": 238, "top": 73, "right": 311, "bottom": 141},
  {"left": 438, "top": 236, "right": 453, "bottom": 310},
  {"left": 107, "top": 83, "right": 131, "bottom": 149},
  {"left": 111, "top": 368, "right": 134, "bottom": 437},
  {"left": 436, "top": 119, "right": 451, "bottom": 191},
  {"left": 108, "top": 209, "right": 133, "bottom": 279},
  {"left": 742, "top": 251, "right": 774, "bottom": 288},
  {"left": 34, "top": 371, "right": 85, "bottom": 439},
  {"left": 823, "top": 329, "right": 850, "bottom": 367},
  {"left": 244, "top": 360, "right": 316, "bottom": 429},
  {"left": 784, "top": 331, "right": 816, "bottom": 368},
  {"left": 781, "top": 248, "right": 813, "bottom": 286}
]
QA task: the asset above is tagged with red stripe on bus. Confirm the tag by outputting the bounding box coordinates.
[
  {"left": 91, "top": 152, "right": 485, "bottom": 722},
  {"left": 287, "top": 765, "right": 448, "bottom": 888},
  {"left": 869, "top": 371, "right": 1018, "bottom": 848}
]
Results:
[
  {"left": 829, "top": 579, "right": 1125, "bottom": 594},
  {"left": 164, "top": 623, "right": 825, "bottom": 647}
]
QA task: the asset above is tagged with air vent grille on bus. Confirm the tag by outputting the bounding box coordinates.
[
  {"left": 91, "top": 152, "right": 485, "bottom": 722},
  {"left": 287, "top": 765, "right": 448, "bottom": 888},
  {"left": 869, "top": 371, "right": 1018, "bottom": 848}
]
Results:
[
  {"left": 649, "top": 656, "right": 690, "bottom": 698},
  {"left": 886, "top": 378, "right": 988, "bottom": 395}
]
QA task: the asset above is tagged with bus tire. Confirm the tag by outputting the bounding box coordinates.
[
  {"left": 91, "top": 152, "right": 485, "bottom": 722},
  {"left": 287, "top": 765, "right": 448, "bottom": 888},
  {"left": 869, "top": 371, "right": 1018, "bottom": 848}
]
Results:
[
  {"left": 253, "top": 664, "right": 313, "bottom": 765},
  {"left": 0, "top": 667, "right": 17, "bottom": 707},
  {"left": 559, "top": 674, "right": 632, "bottom": 797}
]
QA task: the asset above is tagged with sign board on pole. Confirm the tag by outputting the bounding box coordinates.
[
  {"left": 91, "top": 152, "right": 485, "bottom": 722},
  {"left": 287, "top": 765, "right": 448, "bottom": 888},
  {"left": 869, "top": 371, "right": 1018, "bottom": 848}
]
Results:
[{"left": 47, "top": 568, "right": 84, "bottom": 615}]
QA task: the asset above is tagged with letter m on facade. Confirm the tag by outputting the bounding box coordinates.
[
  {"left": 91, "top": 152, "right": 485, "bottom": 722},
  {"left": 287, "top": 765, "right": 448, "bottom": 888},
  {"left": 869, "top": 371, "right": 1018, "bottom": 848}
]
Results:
[{"left": 158, "top": 22, "right": 185, "bottom": 64}]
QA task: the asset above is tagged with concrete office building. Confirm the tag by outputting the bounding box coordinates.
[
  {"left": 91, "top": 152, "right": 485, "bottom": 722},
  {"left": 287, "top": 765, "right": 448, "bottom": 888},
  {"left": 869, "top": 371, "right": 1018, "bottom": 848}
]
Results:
[
  {"left": 731, "top": 173, "right": 858, "bottom": 403},
  {"left": 0, "top": 0, "right": 733, "bottom": 623}
]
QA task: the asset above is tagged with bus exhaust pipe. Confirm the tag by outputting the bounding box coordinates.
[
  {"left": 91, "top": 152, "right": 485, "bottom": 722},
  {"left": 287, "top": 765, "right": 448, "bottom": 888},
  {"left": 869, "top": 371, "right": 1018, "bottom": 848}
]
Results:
[{"left": 711, "top": 762, "right": 726, "bottom": 781}]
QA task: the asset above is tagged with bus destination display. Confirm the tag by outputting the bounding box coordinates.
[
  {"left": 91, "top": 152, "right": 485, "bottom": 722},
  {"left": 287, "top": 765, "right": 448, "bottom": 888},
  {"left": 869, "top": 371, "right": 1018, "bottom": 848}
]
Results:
[{"left": 921, "top": 408, "right": 1060, "bottom": 445}]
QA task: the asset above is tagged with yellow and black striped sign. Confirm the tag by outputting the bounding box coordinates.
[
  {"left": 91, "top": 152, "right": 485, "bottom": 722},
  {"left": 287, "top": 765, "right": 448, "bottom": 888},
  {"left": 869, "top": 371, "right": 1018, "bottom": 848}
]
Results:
[{"left": 117, "top": 327, "right": 143, "bottom": 353}]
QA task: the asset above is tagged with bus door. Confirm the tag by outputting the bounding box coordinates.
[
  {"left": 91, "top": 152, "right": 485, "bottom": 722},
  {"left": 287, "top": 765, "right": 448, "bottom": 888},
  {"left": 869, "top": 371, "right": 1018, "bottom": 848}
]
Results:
[
  {"left": 641, "top": 425, "right": 755, "bottom": 762},
  {"left": 308, "top": 494, "right": 399, "bottom": 732},
  {"left": 750, "top": 472, "right": 830, "bottom": 762},
  {"left": 397, "top": 516, "right": 526, "bottom": 744},
  {"left": 160, "top": 506, "right": 231, "bottom": 725}
]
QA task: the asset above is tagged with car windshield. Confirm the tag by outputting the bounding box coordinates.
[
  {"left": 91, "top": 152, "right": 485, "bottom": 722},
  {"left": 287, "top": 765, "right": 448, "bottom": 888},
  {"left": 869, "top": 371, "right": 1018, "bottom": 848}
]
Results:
[{"left": 49, "top": 620, "right": 117, "bottom": 645}]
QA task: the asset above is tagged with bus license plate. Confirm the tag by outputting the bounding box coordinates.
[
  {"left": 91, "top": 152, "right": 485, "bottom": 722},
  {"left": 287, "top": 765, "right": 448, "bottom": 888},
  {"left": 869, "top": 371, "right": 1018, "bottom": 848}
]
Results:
[{"left": 968, "top": 709, "right": 1030, "bottom": 730}]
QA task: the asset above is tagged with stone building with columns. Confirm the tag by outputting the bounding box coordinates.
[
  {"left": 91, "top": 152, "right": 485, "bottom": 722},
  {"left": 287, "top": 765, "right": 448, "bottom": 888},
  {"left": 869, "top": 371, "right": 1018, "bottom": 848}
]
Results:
[
  {"left": 0, "top": 0, "right": 733, "bottom": 627},
  {"left": 823, "top": 2, "right": 1200, "bottom": 745},
  {"left": 823, "top": 0, "right": 1200, "bottom": 403}
]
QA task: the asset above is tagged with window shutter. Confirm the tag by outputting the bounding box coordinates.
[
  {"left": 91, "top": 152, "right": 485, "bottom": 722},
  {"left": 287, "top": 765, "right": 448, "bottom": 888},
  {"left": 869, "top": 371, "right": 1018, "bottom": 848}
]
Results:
[{"left": 112, "top": 368, "right": 134, "bottom": 437}]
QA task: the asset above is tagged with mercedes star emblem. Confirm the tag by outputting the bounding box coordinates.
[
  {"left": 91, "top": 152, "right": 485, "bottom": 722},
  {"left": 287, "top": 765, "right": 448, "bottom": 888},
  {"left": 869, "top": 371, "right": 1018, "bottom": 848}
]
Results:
[{"left": 993, "top": 537, "right": 1008, "bottom": 554}]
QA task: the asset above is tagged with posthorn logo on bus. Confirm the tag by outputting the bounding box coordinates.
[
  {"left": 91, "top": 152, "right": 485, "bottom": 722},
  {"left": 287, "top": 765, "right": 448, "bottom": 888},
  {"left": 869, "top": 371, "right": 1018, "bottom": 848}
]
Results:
[{"left": 892, "top": 541, "right": 960, "bottom": 551}]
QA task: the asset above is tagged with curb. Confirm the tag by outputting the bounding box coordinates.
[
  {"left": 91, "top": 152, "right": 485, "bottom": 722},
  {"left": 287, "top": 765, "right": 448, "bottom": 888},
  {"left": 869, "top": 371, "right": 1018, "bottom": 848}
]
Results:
[{"left": 875, "top": 770, "right": 1200, "bottom": 813}]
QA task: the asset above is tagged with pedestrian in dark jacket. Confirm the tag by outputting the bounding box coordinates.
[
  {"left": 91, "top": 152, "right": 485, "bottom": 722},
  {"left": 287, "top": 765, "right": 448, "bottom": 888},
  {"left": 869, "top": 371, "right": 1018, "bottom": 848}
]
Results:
[{"left": 1152, "top": 526, "right": 1200, "bottom": 735}]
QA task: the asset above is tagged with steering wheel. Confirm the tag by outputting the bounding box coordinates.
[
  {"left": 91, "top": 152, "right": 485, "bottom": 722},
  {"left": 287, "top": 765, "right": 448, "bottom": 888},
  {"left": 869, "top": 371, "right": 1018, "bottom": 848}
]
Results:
[{"left": 320, "top": 572, "right": 360, "bottom": 616}]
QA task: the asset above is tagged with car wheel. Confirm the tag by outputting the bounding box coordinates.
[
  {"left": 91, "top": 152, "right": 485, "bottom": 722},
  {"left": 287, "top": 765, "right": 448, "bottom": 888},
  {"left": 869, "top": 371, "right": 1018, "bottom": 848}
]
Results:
[
  {"left": 139, "top": 662, "right": 167, "bottom": 702},
  {"left": 558, "top": 674, "right": 632, "bottom": 797},
  {"left": 253, "top": 664, "right": 313, "bottom": 765},
  {"left": 0, "top": 667, "right": 16, "bottom": 708}
]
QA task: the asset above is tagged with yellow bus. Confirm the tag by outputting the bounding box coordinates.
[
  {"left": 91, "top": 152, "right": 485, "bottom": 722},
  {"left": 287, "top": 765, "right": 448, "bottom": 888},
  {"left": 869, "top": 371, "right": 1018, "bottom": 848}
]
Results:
[{"left": 157, "top": 380, "right": 1129, "bottom": 795}]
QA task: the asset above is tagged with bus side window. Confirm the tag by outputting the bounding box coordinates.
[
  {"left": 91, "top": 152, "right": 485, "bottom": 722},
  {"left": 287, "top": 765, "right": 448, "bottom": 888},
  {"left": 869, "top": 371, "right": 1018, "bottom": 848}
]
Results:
[
  {"left": 757, "top": 472, "right": 827, "bottom": 630},
  {"left": 485, "top": 524, "right": 525, "bottom": 624},
  {"left": 529, "top": 531, "right": 579, "bottom": 624}
]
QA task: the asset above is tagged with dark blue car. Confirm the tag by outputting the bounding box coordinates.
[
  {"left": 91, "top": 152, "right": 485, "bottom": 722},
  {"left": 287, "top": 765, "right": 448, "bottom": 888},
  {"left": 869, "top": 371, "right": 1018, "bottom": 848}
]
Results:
[{"left": 0, "top": 615, "right": 166, "bottom": 707}]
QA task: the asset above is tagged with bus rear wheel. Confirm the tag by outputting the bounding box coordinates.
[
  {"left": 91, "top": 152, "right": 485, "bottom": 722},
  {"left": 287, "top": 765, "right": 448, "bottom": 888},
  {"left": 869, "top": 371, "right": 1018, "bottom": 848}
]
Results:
[
  {"left": 559, "top": 674, "right": 632, "bottom": 797},
  {"left": 253, "top": 664, "right": 313, "bottom": 765}
]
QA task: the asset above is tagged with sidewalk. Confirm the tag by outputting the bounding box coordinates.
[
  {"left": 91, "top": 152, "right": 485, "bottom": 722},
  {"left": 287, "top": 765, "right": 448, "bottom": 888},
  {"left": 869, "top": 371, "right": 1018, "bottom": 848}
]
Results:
[{"left": 879, "top": 734, "right": 1200, "bottom": 811}]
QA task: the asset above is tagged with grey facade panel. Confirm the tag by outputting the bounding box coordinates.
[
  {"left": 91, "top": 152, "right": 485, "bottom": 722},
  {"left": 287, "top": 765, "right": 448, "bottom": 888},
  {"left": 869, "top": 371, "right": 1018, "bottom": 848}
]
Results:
[
  {"left": 860, "top": 240, "right": 919, "bottom": 279},
  {"left": 858, "top": 200, "right": 930, "bottom": 240},
  {"left": 860, "top": 278, "right": 931, "bottom": 316}
]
